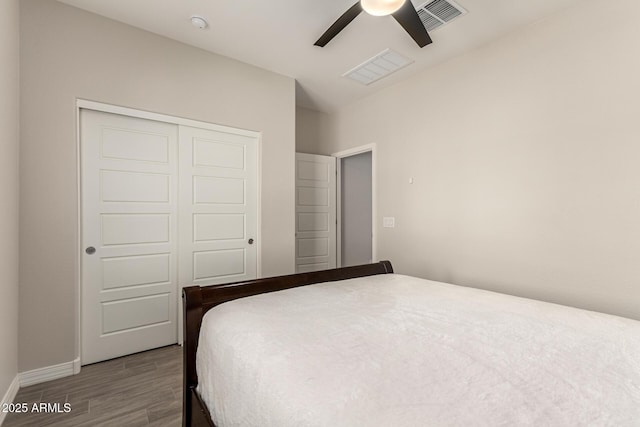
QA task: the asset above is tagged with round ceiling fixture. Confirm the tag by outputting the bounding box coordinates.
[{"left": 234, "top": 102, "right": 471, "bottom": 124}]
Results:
[
  {"left": 360, "top": 0, "right": 406, "bottom": 16},
  {"left": 190, "top": 15, "right": 209, "bottom": 30}
]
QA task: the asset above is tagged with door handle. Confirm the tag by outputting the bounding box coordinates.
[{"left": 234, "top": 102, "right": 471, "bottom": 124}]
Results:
[
  {"left": 85, "top": 246, "right": 96, "bottom": 255},
  {"left": 248, "top": 238, "right": 254, "bottom": 245}
]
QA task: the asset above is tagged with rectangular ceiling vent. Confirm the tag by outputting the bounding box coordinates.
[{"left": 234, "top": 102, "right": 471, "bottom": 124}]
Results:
[
  {"left": 343, "top": 49, "right": 414, "bottom": 86},
  {"left": 417, "top": 0, "right": 467, "bottom": 32}
]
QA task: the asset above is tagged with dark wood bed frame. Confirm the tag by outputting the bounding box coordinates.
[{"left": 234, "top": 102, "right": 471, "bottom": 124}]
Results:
[{"left": 181, "top": 260, "right": 394, "bottom": 427}]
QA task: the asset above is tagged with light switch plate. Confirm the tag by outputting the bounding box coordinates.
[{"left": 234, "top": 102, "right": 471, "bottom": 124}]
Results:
[{"left": 383, "top": 217, "right": 395, "bottom": 228}]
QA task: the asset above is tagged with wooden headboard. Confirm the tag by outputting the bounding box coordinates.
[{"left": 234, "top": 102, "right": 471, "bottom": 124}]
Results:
[{"left": 181, "top": 261, "right": 394, "bottom": 427}]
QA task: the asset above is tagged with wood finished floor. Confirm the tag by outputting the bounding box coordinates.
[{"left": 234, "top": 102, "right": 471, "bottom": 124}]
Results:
[{"left": 5, "top": 345, "right": 182, "bottom": 427}]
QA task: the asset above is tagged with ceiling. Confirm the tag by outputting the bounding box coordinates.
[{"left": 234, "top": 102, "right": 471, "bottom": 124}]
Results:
[{"left": 57, "top": 0, "right": 582, "bottom": 112}]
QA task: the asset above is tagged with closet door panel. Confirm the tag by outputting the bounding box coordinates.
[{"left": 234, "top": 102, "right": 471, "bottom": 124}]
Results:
[
  {"left": 81, "top": 109, "right": 178, "bottom": 365},
  {"left": 179, "top": 125, "right": 258, "bottom": 290}
]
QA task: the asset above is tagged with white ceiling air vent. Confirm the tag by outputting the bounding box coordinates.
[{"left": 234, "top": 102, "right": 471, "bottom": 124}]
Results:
[
  {"left": 416, "top": 0, "right": 467, "bottom": 32},
  {"left": 343, "top": 49, "right": 414, "bottom": 86}
]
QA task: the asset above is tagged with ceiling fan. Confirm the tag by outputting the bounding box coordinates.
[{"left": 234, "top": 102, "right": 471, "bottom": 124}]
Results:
[{"left": 315, "top": 0, "right": 432, "bottom": 48}]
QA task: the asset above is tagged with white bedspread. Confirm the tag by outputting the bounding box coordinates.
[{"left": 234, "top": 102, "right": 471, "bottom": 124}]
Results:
[{"left": 196, "top": 274, "right": 640, "bottom": 426}]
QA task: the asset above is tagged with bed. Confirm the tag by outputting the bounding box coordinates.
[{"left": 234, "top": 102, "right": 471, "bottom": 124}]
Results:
[{"left": 182, "top": 261, "right": 640, "bottom": 427}]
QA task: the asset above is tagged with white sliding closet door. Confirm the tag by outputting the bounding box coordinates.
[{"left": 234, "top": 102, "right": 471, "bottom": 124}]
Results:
[
  {"left": 295, "top": 153, "right": 336, "bottom": 273},
  {"left": 81, "top": 110, "right": 179, "bottom": 365},
  {"left": 81, "top": 109, "right": 259, "bottom": 364},
  {"left": 178, "top": 126, "right": 258, "bottom": 289}
]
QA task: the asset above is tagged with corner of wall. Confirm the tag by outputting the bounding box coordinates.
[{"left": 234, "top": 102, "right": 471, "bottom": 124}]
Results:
[
  {"left": 0, "top": 0, "right": 21, "bottom": 414},
  {"left": 0, "top": 375, "right": 20, "bottom": 425},
  {"left": 295, "top": 106, "right": 332, "bottom": 155}
]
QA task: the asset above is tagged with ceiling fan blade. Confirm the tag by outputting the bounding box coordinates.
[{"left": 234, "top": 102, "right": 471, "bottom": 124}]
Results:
[
  {"left": 314, "top": 2, "right": 363, "bottom": 47},
  {"left": 392, "top": 1, "right": 432, "bottom": 48}
]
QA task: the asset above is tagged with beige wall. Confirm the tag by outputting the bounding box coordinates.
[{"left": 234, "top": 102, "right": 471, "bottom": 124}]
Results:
[
  {"left": 341, "top": 152, "right": 373, "bottom": 267},
  {"left": 319, "top": 0, "right": 640, "bottom": 320},
  {"left": 296, "top": 107, "right": 330, "bottom": 154},
  {"left": 19, "top": 0, "right": 295, "bottom": 371},
  {"left": 0, "top": 0, "right": 20, "bottom": 401}
]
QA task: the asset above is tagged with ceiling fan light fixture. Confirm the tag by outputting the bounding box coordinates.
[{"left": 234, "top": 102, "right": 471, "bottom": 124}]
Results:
[{"left": 360, "top": 0, "right": 406, "bottom": 16}]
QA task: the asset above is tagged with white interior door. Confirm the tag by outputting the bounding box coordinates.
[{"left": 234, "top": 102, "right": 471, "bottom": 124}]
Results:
[
  {"left": 81, "top": 110, "right": 178, "bottom": 365},
  {"left": 178, "top": 126, "right": 258, "bottom": 291},
  {"left": 295, "top": 153, "right": 337, "bottom": 273}
]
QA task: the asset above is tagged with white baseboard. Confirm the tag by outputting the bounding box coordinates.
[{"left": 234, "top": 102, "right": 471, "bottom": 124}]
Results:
[
  {"left": 19, "top": 358, "right": 80, "bottom": 388},
  {"left": 0, "top": 374, "right": 20, "bottom": 426}
]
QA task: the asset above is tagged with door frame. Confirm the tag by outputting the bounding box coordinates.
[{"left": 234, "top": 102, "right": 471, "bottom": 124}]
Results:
[
  {"left": 75, "top": 99, "right": 263, "bottom": 366},
  {"left": 332, "top": 144, "right": 377, "bottom": 268}
]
